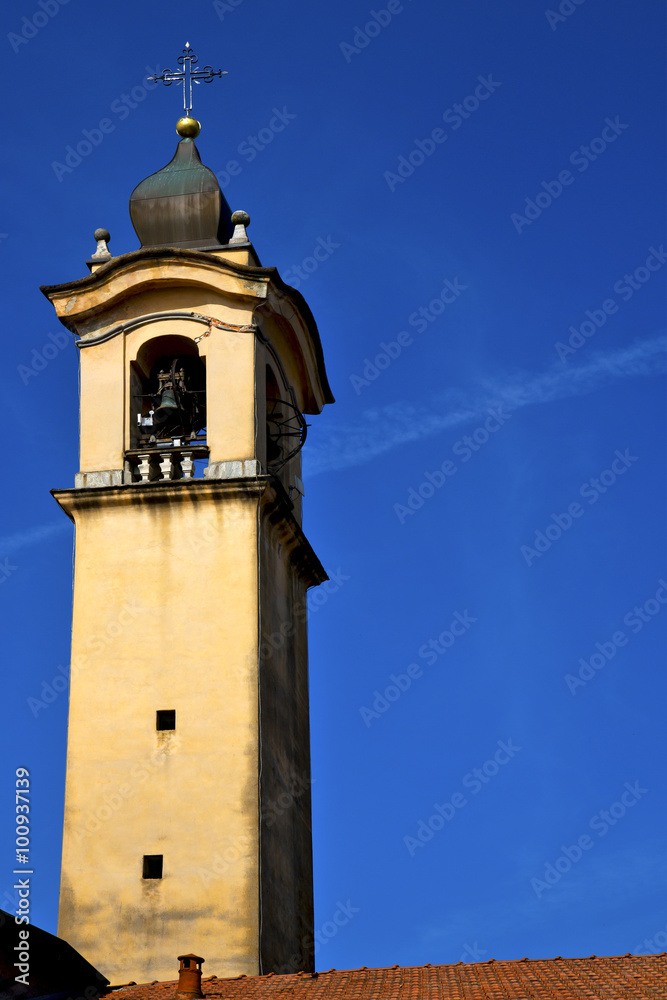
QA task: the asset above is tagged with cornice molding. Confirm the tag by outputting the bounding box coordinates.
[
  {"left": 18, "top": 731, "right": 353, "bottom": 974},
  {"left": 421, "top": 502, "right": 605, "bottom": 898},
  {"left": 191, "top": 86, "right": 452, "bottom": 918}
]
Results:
[{"left": 52, "top": 476, "right": 327, "bottom": 588}]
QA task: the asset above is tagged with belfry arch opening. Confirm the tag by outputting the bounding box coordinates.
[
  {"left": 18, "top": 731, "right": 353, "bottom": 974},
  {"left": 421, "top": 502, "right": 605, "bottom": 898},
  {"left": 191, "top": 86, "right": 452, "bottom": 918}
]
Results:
[
  {"left": 127, "top": 334, "right": 208, "bottom": 481},
  {"left": 131, "top": 335, "right": 206, "bottom": 444}
]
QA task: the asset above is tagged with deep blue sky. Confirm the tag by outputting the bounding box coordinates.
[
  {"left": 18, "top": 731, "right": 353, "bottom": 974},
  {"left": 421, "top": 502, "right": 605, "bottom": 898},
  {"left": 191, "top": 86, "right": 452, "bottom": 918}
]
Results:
[{"left": 1, "top": 0, "right": 666, "bottom": 974}]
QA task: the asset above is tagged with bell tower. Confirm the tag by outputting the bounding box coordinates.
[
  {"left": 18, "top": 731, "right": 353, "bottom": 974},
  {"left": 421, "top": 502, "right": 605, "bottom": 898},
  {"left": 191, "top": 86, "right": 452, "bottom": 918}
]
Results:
[{"left": 41, "top": 47, "right": 333, "bottom": 986}]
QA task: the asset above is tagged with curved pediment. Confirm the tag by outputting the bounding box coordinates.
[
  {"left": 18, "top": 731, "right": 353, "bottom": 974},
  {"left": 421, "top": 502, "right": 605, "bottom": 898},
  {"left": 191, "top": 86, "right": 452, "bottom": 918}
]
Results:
[
  {"left": 40, "top": 247, "right": 333, "bottom": 411},
  {"left": 40, "top": 247, "right": 269, "bottom": 334}
]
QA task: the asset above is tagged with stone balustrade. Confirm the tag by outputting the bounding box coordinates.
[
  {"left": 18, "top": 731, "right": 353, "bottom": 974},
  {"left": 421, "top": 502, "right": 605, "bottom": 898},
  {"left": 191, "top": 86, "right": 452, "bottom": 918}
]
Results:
[{"left": 125, "top": 444, "right": 209, "bottom": 483}]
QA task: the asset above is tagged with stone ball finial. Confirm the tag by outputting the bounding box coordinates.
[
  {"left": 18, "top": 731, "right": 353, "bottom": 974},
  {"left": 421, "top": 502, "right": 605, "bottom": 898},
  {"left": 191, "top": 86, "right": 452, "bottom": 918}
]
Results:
[
  {"left": 176, "top": 116, "right": 201, "bottom": 139},
  {"left": 229, "top": 211, "right": 251, "bottom": 245},
  {"left": 89, "top": 228, "right": 112, "bottom": 265}
]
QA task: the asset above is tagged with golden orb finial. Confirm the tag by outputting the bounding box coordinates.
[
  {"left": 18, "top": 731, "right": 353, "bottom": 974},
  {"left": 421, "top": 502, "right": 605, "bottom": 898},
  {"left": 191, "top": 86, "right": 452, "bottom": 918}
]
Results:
[{"left": 176, "top": 116, "right": 201, "bottom": 139}]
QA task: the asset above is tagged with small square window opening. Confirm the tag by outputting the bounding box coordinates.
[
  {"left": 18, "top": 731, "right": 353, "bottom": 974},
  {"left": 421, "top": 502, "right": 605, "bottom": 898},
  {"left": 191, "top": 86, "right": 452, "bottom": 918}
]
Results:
[
  {"left": 142, "top": 855, "right": 163, "bottom": 879},
  {"left": 156, "top": 710, "right": 176, "bottom": 731}
]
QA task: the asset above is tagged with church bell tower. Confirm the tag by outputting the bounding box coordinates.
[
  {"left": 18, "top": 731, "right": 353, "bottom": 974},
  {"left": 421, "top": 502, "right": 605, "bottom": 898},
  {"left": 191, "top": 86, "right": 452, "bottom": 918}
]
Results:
[{"left": 41, "top": 46, "right": 333, "bottom": 986}]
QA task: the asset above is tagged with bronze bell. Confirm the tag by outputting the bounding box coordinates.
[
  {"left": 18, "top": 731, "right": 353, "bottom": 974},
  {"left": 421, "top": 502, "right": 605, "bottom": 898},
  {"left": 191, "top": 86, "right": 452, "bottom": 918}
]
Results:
[{"left": 154, "top": 387, "right": 179, "bottom": 424}]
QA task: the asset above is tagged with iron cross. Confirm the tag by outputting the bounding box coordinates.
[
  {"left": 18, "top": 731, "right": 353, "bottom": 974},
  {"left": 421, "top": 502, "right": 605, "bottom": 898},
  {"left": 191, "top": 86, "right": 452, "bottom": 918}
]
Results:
[{"left": 149, "top": 43, "right": 227, "bottom": 116}]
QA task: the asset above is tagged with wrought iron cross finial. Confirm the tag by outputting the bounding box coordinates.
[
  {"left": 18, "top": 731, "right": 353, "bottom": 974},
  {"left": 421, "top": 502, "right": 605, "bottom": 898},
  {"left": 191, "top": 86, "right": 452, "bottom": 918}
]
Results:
[{"left": 149, "top": 43, "right": 227, "bottom": 116}]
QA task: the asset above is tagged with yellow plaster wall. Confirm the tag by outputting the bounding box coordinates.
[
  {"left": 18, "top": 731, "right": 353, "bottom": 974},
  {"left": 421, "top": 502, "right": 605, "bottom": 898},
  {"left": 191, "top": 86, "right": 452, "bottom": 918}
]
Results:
[
  {"left": 79, "top": 335, "right": 126, "bottom": 472},
  {"left": 57, "top": 486, "right": 261, "bottom": 984},
  {"left": 205, "top": 328, "right": 256, "bottom": 463}
]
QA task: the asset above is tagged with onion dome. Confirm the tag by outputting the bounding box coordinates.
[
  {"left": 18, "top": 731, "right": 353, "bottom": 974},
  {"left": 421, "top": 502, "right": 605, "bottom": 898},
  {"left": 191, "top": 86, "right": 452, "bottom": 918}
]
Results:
[{"left": 129, "top": 119, "right": 234, "bottom": 250}]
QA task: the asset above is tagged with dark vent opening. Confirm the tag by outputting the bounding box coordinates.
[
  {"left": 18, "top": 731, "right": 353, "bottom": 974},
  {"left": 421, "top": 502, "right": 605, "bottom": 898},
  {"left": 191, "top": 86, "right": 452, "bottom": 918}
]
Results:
[
  {"left": 156, "top": 710, "right": 176, "bottom": 731},
  {"left": 143, "top": 855, "right": 163, "bottom": 879}
]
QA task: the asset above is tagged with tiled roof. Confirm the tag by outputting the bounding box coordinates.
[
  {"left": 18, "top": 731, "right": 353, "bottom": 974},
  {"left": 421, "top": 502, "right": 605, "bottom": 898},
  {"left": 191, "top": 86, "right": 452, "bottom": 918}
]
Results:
[{"left": 103, "top": 952, "right": 667, "bottom": 999}]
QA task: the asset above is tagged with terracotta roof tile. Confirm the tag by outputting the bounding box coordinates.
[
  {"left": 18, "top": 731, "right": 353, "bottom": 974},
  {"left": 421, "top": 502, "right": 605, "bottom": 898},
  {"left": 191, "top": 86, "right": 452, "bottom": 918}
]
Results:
[{"left": 101, "top": 953, "right": 667, "bottom": 999}]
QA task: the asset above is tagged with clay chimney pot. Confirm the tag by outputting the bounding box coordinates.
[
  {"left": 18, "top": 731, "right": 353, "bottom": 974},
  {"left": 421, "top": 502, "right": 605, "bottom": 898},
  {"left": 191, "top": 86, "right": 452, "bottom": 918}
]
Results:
[{"left": 176, "top": 953, "right": 204, "bottom": 999}]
